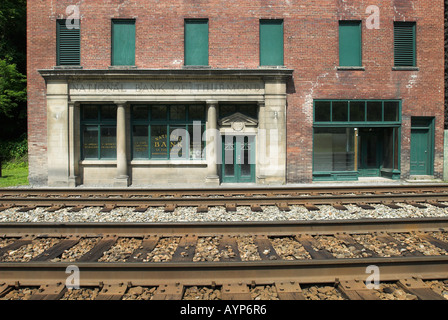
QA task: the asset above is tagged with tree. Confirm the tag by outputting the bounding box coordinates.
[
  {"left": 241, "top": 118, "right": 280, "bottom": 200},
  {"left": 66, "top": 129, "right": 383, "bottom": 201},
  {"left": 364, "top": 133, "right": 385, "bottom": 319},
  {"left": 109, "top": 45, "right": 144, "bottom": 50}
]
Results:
[{"left": 0, "top": 0, "right": 26, "bottom": 139}]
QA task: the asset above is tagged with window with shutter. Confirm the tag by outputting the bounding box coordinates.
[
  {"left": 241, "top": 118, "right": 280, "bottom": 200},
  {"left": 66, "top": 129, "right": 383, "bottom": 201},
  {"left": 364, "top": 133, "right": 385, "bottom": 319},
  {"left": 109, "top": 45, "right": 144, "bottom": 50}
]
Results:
[
  {"left": 394, "top": 22, "right": 416, "bottom": 67},
  {"left": 57, "top": 19, "right": 81, "bottom": 66},
  {"left": 260, "top": 20, "right": 284, "bottom": 66},
  {"left": 184, "top": 19, "right": 209, "bottom": 66},
  {"left": 339, "top": 21, "right": 362, "bottom": 67},
  {"left": 112, "top": 20, "right": 136, "bottom": 66}
]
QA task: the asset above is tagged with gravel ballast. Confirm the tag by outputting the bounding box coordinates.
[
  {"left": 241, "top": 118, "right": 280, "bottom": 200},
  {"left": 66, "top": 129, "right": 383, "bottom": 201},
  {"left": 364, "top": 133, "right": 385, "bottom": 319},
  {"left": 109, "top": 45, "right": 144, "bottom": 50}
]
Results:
[{"left": 1, "top": 202, "right": 448, "bottom": 223}]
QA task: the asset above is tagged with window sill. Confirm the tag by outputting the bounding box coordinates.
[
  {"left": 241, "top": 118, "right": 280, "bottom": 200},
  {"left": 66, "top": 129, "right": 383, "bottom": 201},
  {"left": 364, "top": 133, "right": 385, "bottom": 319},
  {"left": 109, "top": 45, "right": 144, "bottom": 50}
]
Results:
[
  {"left": 54, "top": 66, "right": 83, "bottom": 70},
  {"left": 80, "top": 160, "right": 117, "bottom": 166},
  {"left": 108, "top": 66, "right": 137, "bottom": 70},
  {"left": 392, "top": 67, "right": 419, "bottom": 71},
  {"left": 337, "top": 66, "right": 365, "bottom": 71},
  {"left": 182, "top": 65, "right": 211, "bottom": 69},
  {"left": 258, "top": 65, "right": 287, "bottom": 69},
  {"left": 131, "top": 159, "right": 207, "bottom": 166}
]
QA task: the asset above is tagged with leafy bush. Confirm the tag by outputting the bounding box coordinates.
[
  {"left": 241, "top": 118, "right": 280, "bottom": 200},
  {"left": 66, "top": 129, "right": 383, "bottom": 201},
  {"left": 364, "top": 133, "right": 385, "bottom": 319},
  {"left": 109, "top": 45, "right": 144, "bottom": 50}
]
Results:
[{"left": 0, "top": 134, "right": 27, "bottom": 164}]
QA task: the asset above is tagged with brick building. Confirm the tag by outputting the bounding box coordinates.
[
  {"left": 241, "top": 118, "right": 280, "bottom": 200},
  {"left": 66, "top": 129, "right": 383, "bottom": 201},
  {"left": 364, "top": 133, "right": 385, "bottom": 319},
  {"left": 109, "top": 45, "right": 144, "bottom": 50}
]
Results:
[{"left": 27, "top": 0, "right": 445, "bottom": 187}]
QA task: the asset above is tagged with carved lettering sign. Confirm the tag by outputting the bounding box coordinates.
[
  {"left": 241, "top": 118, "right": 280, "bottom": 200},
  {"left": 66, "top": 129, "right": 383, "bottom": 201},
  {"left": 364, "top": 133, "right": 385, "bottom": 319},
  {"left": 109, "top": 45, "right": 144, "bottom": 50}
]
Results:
[{"left": 69, "top": 80, "right": 264, "bottom": 95}]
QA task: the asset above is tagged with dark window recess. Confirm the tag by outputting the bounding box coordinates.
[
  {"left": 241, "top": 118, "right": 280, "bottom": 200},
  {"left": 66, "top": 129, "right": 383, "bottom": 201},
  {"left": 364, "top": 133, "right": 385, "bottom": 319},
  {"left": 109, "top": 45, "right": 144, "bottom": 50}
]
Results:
[
  {"left": 57, "top": 19, "right": 81, "bottom": 66},
  {"left": 394, "top": 22, "right": 416, "bottom": 67}
]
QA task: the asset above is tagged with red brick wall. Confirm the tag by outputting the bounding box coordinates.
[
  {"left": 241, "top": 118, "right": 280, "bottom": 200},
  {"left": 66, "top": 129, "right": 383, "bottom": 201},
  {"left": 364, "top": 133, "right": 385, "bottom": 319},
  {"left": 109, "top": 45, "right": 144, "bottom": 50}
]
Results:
[{"left": 27, "top": 0, "right": 445, "bottom": 184}]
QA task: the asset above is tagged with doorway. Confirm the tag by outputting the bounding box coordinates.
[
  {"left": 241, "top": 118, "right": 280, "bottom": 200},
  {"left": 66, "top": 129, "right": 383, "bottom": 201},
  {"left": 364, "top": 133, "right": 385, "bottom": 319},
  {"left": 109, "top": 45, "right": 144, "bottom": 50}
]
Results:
[
  {"left": 410, "top": 117, "right": 434, "bottom": 176},
  {"left": 221, "top": 135, "right": 255, "bottom": 183}
]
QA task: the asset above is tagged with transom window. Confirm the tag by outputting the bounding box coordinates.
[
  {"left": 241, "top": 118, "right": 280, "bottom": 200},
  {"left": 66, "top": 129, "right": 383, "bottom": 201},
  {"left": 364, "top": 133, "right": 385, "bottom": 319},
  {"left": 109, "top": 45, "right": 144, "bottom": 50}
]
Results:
[{"left": 314, "top": 100, "right": 400, "bottom": 124}]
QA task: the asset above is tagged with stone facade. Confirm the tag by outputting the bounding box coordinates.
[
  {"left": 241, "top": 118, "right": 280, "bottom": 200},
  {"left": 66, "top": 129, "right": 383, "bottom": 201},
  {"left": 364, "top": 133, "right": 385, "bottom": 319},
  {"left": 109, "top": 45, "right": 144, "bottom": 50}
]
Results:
[{"left": 27, "top": 0, "right": 445, "bottom": 186}]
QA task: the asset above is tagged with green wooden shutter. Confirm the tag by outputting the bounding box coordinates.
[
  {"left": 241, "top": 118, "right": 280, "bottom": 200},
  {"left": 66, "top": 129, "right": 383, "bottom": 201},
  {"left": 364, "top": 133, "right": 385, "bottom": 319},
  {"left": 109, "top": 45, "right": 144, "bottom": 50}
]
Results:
[
  {"left": 184, "top": 20, "right": 209, "bottom": 66},
  {"left": 339, "top": 21, "right": 362, "bottom": 67},
  {"left": 260, "top": 20, "right": 284, "bottom": 66},
  {"left": 394, "top": 22, "right": 416, "bottom": 67},
  {"left": 112, "top": 20, "right": 136, "bottom": 66},
  {"left": 57, "top": 20, "right": 80, "bottom": 66}
]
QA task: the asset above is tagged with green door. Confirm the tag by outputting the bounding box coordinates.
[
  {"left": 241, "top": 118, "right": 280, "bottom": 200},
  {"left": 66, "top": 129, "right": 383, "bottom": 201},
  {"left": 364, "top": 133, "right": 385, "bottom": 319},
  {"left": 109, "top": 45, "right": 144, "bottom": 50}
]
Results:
[
  {"left": 222, "top": 136, "right": 255, "bottom": 183},
  {"left": 358, "top": 129, "right": 382, "bottom": 177},
  {"left": 410, "top": 129, "right": 430, "bottom": 175}
]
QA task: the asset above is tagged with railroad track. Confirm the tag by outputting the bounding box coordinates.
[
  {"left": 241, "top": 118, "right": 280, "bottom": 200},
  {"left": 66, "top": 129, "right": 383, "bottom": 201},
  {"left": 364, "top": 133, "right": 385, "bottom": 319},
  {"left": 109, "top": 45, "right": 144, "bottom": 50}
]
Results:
[
  {"left": 0, "top": 218, "right": 447, "bottom": 300},
  {"left": 1, "top": 184, "right": 448, "bottom": 213}
]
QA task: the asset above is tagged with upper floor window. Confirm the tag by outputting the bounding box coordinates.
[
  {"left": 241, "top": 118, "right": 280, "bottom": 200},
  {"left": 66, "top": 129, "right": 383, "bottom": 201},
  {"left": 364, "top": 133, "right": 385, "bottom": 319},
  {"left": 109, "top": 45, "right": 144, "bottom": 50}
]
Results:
[
  {"left": 184, "top": 19, "right": 209, "bottom": 66},
  {"left": 112, "top": 19, "right": 136, "bottom": 66},
  {"left": 394, "top": 22, "right": 416, "bottom": 67},
  {"left": 339, "top": 21, "right": 362, "bottom": 67},
  {"left": 57, "top": 19, "right": 81, "bottom": 66},
  {"left": 259, "top": 19, "right": 284, "bottom": 66}
]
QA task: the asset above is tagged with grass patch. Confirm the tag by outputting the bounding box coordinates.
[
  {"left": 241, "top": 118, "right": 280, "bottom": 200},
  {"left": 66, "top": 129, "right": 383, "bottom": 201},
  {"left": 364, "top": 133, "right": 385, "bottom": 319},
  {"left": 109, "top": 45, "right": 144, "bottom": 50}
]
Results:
[{"left": 0, "top": 161, "right": 29, "bottom": 187}]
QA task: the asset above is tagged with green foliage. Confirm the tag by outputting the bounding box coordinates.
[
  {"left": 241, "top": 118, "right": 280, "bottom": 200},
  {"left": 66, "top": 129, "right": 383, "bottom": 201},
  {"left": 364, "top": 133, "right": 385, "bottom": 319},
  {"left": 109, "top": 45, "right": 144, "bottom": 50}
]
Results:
[
  {"left": 0, "top": 0, "right": 27, "bottom": 140},
  {"left": 0, "top": 0, "right": 26, "bottom": 70},
  {"left": 0, "top": 58, "right": 26, "bottom": 118},
  {"left": 0, "top": 134, "right": 27, "bottom": 163}
]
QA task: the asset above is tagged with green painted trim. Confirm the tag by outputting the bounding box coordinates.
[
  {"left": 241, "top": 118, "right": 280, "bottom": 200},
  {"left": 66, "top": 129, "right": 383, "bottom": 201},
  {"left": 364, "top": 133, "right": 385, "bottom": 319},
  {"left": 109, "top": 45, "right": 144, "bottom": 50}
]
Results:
[
  {"left": 221, "top": 136, "right": 256, "bottom": 183},
  {"left": 410, "top": 117, "right": 435, "bottom": 175},
  {"left": 111, "top": 19, "right": 136, "bottom": 66},
  {"left": 260, "top": 19, "right": 284, "bottom": 66},
  {"left": 339, "top": 21, "right": 362, "bottom": 67},
  {"left": 80, "top": 105, "right": 117, "bottom": 160},
  {"left": 184, "top": 19, "right": 209, "bottom": 66},
  {"left": 130, "top": 104, "right": 206, "bottom": 160}
]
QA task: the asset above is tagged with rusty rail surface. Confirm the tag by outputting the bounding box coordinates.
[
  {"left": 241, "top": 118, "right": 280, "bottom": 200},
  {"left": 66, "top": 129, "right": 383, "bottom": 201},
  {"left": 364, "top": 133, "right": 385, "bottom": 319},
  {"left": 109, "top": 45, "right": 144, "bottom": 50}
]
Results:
[{"left": 0, "top": 218, "right": 447, "bottom": 290}]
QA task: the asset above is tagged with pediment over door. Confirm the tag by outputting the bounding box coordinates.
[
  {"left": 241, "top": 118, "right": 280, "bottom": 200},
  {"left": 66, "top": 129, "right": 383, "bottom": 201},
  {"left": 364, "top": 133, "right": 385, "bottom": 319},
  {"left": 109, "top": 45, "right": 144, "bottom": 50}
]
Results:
[{"left": 218, "top": 112, "right": 258, "bottom": 132}]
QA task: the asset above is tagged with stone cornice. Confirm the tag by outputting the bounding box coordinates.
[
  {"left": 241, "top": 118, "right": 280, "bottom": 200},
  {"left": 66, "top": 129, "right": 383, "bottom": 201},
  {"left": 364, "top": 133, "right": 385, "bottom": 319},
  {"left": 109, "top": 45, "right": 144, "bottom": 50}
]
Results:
[{"left": 38, "top": 68, "right": 294, "bottom": 81}]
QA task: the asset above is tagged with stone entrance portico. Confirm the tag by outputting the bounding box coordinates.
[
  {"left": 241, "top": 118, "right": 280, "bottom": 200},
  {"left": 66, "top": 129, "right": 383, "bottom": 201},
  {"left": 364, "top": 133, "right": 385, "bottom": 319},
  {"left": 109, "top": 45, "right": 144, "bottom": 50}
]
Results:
[{"left": 39, "top": 69, "right": 293, "bottom": 187}]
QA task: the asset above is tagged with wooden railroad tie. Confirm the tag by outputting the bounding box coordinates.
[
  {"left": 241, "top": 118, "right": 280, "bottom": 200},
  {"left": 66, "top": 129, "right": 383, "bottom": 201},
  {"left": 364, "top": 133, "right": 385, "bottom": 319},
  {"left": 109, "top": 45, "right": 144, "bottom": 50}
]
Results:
[
  {"left": 171, "top": 235, "right": 198, "bottom": 262},
  {"left": 95, "top": 283, "right": 127, "bottom": 300},
  {"left": 152, "top": 283, "right": 184, "bottom": 300},
  {"left": 275, "top": 281, "right": 306, "bottom": 300},
  {"left": 29, "top": 283, "right": 67, "bottom": 300},
  {"left": 337, "top": 280, "right": 381, "bottom": 300},
  {"left": 221, "top": 283, "right": 251, "bottom": 300},
  {"left": 397, "top": 278, "right": 445, "bottom": 300}
]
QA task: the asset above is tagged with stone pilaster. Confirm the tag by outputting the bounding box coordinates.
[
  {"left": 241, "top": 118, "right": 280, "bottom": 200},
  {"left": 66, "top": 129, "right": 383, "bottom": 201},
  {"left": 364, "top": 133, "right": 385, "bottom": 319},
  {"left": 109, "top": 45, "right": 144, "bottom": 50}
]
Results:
[
  {"left": 205, "top": 100, "right": 220, "bottom": 185},
  {"left": 114, "top": 101, "right": 130, "bottom": 187}
]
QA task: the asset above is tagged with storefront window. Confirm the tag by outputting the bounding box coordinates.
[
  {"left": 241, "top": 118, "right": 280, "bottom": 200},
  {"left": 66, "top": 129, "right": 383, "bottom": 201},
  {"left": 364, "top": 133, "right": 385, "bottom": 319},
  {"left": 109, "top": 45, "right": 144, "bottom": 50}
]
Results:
[
  {"left": 314, "top": 128, "right": 355, "bottom": 172},
  {"left": 81, "top": 105, "right": 117, "bottom": 160},
  {"left": 132, "top": 104, "right": 206, "bottom": 160},
  {"left": 313, "top": 100, "right": 401, "bottom": 181}
]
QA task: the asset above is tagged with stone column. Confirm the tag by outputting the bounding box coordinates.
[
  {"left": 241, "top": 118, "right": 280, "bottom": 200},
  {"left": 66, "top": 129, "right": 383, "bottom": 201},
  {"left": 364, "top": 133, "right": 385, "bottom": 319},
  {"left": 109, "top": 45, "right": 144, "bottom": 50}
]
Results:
[
  {"left": 114, "top": 101, "right": 129, "bottom": 187},
  {"left": 68, "top": 101, "right": 78, "bottom": 187},
  {"left": 205, "top": 100, "right": 220, "bottom": 185},
  {"left": 256, "top": 101, "right": 266, "bottom": 184}
]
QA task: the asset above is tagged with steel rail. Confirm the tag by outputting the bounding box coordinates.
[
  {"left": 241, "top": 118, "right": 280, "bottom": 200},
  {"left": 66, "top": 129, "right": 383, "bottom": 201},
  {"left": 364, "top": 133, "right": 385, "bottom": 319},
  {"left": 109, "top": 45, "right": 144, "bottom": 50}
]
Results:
[
  {"left": 0, "top": 184, "right": 448, "bottom": 197},
  {"left": 2, "top": 192, "right": 448, "bottom": 207},
  {"left": 1, "top": 256, "right": 447, "bottom": 287},
  {"left": 0, "top": 217, "right": 447, "bottom": 237}
]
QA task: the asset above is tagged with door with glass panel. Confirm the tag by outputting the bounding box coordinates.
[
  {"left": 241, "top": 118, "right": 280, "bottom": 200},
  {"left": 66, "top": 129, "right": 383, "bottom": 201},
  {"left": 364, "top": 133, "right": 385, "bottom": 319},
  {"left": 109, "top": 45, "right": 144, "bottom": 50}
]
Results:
[{"left": 222, "top": 135, "right": 255, "bottom": 183}]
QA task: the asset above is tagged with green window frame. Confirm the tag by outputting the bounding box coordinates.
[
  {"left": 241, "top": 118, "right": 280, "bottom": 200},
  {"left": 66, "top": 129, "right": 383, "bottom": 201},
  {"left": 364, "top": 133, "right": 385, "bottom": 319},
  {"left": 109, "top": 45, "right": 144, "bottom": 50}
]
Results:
[
  {"left": 184, "top": 19, "right": 209, "bottom": 66},
  {"left": 81, "top": 105, "right": 117, "bottom": 160},
  {"left": 339, "top": 21, "right": 362, "bottom": 67},
  {"left": 57, "top": 19, "right": 81, "bottom": 66},
  {"left": 259, "top": 19, "right": 284, "bottom": 66},
  {"left": 394, "top": 22, "right": 416, "bottom": 67},
  {"left": 312, "top": 100, "right": 402, "bottom": 181},
  {"left": 314, "top": 100, "right": 401, "bottom": 125},
  {"left": 112, "top": 19, "right": 136, "bottom": 66},
  {"left": 131, "top": 104, "right": 206, "bottom": 160}
]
